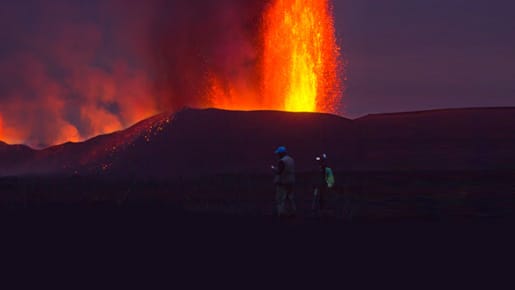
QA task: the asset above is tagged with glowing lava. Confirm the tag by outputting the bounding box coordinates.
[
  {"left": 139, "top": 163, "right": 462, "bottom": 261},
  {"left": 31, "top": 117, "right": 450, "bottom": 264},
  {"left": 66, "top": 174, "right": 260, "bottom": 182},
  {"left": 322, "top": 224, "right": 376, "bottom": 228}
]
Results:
[
  {"left": 0, "top": 114, "right": 3, "bottom": 141},
  {"left": 209, "top": 0, "right": 342, "bottom": 113},
  {"left": 0, "top": 113, "right": 22, "bottom": 145},
  {"left": 263, "top": 0, "right": 341, "bottom": 112}
]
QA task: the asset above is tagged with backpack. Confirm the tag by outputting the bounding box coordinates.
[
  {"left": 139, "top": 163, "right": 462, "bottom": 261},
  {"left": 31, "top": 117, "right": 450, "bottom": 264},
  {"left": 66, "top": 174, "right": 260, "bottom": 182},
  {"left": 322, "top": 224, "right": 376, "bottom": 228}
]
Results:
[{"left": 325, "top": 167, "right": 335, "bottom": 188}]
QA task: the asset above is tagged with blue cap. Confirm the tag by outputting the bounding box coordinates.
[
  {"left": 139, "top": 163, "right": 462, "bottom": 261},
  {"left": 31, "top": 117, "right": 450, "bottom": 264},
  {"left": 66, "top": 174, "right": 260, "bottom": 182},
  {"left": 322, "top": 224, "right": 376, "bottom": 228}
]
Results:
[{"left": 275, "top": 146, "right": 287, "bottom": 154}]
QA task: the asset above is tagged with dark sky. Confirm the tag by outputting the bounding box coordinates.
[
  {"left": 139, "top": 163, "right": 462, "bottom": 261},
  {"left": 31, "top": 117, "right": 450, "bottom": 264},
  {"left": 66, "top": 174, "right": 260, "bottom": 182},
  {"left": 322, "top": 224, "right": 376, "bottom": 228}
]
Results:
[
  {"left": 333, "top": 0, "right": 515, "bottom": 117},
  {"left": 1, "top": 0, "right": 514, "bottom": 146},
  {"left": 2, "top": 0, "right": 514, "bottom": 118}
]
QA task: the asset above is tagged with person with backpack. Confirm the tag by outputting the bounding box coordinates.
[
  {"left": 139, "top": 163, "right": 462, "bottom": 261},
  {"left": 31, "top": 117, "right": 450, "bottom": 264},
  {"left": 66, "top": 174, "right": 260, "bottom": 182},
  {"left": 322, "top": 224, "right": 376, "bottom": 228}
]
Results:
[{"left": 312, "top": 153, "right": 335, "bottom": 216}]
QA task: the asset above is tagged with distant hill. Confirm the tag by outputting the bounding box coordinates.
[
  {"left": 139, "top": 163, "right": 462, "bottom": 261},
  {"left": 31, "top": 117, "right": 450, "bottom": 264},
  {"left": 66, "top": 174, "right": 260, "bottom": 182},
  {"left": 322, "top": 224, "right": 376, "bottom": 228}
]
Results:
[
  {"left": 1, "top": 107, "right": 515, "bottom": 178},
  {"left": 355, "top": 107, "right": 515, "bottom": 170}
]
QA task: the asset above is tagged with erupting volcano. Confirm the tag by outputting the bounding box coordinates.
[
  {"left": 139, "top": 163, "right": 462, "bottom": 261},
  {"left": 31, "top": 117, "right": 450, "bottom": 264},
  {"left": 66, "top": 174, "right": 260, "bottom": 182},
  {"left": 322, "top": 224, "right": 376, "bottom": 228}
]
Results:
[{"left": 0, "top": 0, "right": 342, "bottom": 147}]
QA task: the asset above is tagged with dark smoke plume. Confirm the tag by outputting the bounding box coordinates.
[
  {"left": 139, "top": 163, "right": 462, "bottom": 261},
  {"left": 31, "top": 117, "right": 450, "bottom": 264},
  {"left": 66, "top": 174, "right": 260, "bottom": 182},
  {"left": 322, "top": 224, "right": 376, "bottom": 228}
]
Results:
[{"left": 0, "top": 0, "right": 269, "bottom": 147}]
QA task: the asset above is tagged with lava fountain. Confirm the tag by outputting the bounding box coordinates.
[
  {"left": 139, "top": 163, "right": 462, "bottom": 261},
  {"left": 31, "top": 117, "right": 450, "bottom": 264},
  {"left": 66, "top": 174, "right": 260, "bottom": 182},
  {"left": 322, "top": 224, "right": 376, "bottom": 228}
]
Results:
[
  {"left": 209, "top": 0, "right": 342, "bottom": 113},
  {"left": 263, "top": 0, "right": 341, "bottom": 112}
]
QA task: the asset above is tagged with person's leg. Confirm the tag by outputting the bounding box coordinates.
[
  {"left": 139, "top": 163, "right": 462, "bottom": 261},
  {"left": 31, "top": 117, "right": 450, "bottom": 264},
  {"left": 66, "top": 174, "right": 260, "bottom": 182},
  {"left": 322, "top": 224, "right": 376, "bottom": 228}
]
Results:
[
  {"left": 287, "top": 185, "right": 296, "bottom": 216},
  {"left": 276, "top": 186, "right": 287, "bottom": 217}
]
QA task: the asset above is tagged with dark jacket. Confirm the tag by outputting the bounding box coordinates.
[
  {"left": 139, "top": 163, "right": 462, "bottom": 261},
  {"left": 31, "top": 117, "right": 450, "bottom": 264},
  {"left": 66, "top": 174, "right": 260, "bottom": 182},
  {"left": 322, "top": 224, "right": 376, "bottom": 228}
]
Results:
[{"left": 275, "top": 155, "right": 295, "bottom": 185}]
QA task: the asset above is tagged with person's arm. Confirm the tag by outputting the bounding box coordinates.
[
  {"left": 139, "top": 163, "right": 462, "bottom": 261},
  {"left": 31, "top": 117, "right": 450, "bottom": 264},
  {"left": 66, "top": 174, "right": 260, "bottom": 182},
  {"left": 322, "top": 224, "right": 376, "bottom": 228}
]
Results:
[{"left": 272, "top": 160, "right": 285, "bottom": 174}]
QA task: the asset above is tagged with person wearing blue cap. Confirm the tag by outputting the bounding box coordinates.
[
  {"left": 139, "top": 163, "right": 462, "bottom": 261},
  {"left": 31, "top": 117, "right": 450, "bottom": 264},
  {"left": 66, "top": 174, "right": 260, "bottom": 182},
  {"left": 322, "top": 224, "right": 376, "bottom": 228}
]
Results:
[{"left": 271, "top": 146, "right": 296, "bottom": 218}]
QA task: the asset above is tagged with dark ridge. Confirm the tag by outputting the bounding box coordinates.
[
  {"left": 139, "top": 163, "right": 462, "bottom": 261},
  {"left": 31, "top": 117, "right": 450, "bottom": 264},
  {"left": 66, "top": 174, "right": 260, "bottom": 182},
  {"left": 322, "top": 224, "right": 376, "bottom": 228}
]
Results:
[
  {"left": 1, "top": 107, "right": 515, "bottom": 177},
  {"left": 357, "top": 106, "right": 515, "bottom": 120}
]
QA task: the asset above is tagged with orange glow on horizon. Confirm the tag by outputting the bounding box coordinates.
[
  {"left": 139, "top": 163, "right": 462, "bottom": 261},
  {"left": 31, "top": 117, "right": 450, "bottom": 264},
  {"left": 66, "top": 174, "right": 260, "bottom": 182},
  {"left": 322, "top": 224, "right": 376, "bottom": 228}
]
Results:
[
  {"left": 0, "top": 114, "right": 4, "bottom": 141},
  {"left": 0, "top": 113, "right": 23, "bottom": 145}
]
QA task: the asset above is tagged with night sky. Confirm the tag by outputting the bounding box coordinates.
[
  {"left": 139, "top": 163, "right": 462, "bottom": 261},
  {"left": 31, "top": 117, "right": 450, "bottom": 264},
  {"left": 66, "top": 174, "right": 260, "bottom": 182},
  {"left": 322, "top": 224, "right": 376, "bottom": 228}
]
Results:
[
  {"left": 0, "top": 0, "right": 514, "bottom": 146},
  {"left": 334, "top": 0, "right": 515, "bottom": 117}
]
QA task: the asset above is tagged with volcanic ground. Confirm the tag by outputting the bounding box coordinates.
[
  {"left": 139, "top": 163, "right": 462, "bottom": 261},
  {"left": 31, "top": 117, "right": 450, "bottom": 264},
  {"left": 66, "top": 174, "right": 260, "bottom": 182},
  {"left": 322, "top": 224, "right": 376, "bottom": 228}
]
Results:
[{"left": 1, "top": 107, "right": 515, "bottom": 222}]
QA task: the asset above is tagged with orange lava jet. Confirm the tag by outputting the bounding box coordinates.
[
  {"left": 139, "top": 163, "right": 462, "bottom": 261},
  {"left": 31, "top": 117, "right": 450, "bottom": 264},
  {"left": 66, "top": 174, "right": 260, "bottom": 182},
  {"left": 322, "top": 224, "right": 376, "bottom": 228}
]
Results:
[
  {"left": 263, "top": 0, "right": 341, "bottom": 112},
  {"left": 209, "top": 0, "right": 342, "bottom": 113}
]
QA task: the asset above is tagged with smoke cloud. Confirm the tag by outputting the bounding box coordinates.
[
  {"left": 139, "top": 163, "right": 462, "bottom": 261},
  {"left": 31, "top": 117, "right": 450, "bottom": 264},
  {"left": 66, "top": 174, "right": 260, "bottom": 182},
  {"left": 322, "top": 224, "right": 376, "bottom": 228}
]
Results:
[{"left": 0, "top": 0, "right": 269, "bottom": 147}]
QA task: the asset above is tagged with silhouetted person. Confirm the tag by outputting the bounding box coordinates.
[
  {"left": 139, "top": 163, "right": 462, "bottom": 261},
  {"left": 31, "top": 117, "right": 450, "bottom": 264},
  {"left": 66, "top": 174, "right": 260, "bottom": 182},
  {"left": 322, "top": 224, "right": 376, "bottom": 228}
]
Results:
[
  {"left": 271, "top": 146, "right": 296, "bottom": 218},
  {"left": 312, "top": 153, "right": 335, "bottom": 215}
]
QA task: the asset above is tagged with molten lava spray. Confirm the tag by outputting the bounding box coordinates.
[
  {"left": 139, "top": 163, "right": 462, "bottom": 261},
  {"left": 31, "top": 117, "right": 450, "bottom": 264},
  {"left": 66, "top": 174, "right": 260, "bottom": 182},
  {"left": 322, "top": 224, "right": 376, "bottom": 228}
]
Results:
[
  {"left": 209, "top": 0, "right": 342, "bottom": 113},
  {"left": 262, "top": 0, "right": 341, "bottom": 112}
]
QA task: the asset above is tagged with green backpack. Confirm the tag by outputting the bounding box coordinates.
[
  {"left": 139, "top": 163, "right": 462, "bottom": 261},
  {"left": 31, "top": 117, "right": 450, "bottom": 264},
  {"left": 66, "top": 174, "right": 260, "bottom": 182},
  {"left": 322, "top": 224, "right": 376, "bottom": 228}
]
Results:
[{"left": 325, "top": 167, "right": 335, "bottom": 188}]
